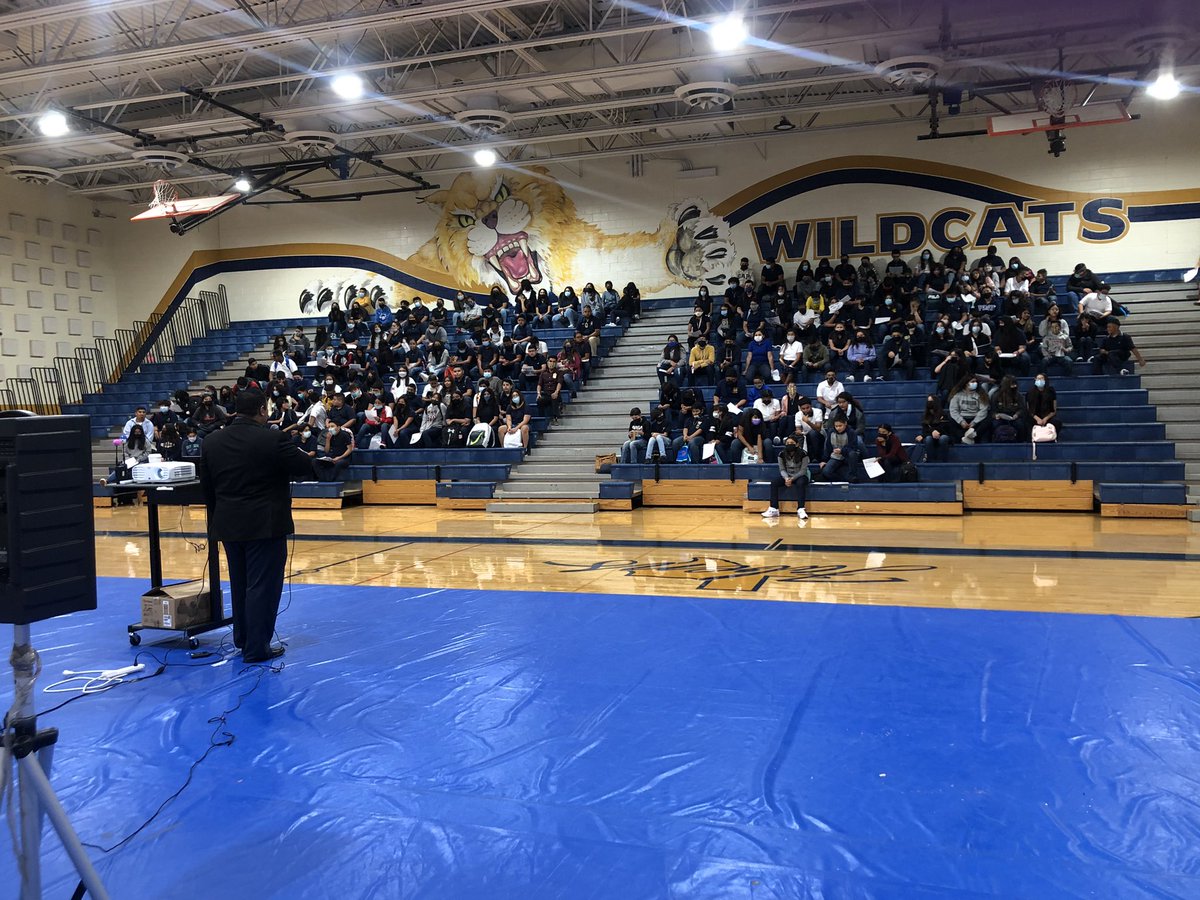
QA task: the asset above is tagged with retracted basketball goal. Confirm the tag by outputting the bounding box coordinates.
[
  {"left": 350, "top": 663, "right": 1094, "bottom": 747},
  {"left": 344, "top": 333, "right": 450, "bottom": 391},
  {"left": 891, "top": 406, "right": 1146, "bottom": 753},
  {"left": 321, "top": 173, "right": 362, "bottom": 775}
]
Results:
[
  {"left": 130, "top": 179, "right": 237, "bottom": 222},
  {"left": 987, "top": 79, "right": 1131, "bottom": 156}
]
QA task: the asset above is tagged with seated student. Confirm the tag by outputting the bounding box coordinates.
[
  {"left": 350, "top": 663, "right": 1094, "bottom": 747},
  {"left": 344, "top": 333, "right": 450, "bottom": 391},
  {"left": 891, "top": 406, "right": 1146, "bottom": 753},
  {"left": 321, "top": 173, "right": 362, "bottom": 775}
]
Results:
[
  {"left": 948, "top": 375, "right": 993, "bottom": 444},
  {"left": 313, "top": 422, "right": 354, "bottom": 481},
  {"left": 1072, "top": 314, "right": 1102, "bottom": 363},
  {"left": 681, "top": 334, "right": 713, "bottom": 387},
  {"left": 577, "top": 306, "right": 601, "bottom": 357},
  {"left": 355, "top": 396, "right": 394, "bottom": 448},
  {"left": 991, "top": 376, "right": 1029, "bottom": 442},
  {"left": 814, "top": 369, "right": 843, "bottom": 413},
  {"left": 675, "top": 403, "right": 703, "bottom": 463},
  {"left": 844, "top": 330, "right": 878, "bottom": 382},
  {"left": 189, "top": 394, "right": 227, "bottom": 436},
  {"left": 180, "top": 426, "right": 203, "bottom": 461},
  {"left": 801, "top": 336, "right": 830, "bottom": 382},
  {"left": 416, "top": 392, "right": 446, "bottom": 448},
  {"left": 760, "top": 434, "right": 810, "bottom": 520},
  {"left": 121, "top": 424, "right": 154, "bottom": 466},
  {"left": 743, "top": 327, "right": 775, "bottom": 383},
  {"left": 753, "top": 388, "right": 786, "bottom": 444},
  {"left": 557, "top": 339, "right": 583, "bottom": 392},
  {"left": 386, "top": 397, "right": 419, "bottom": 448},
  {"left": 498, "top": 388, "right": 532, "bottom": 452},
  {"left": 1062, "top": 262, "right": 1102, "bottom": 308},
  {"left": 715, "top": 371, "right": 748, "bottom": 410},
  {"left": 1077, "top": 286, "right": 1114, "bottom": 327},
  {"left": 871, "top": 423, "right": 909, "bottom": 481},
  {"left": 620, "top": 408, "right": 648, "bottom": 464},
  {"left": 1027, "top": 268, "right": 1055, "bottom": 314},
  {"left": 536, "top": 357, "right": 566, "bottom": 423},
  {"left": 686, "top": 305, "right": 712, "bottom": 349},
  {"left": 928, "top": 319, "right": 956, "bottom": 367},
  {"left": 957, "top": 317, "right": 993, "bottom": 372},
  {"left": 833, "top": 391, "right": 867, "bottom": 435},
  {"left": 554, "top": 286, "right": 580, "bottom": 328},
  {"left": 155, "top": 423, "right": 181, "bottom": 462},
  {"left": 716, "top": 335, "right": 741, "bottom": 381},
  {"left": 792, "top": 395, "right": 825, "bottom": 461},
  {"left": 745, "top": 375, "right": 768, "bottom": 406},
  {"left": 880, "top": 328, "right": 915, "bottom": 381},
  {"left": 777, "top": 328, "right": 804, "bottom": 383},
  {"left": 645, "top": 404, "right": 672, "bottom": 460},
  {"left": 1040, "top": 319, "right": 1075, "bottom": 375},
  {"left": 519, "top": 346, "right": 546, "bottom": 390},
  {"left": 734, "top": 406, "right": 769, "bottom": 463},
  {"left": 912, "top": 395, "right": 954, "bottom": 462},
  {"left": 994, "top": 317, "right": 1032, "bottom": 376},
  {"left": 826, "top": 322, "right": 851, "bottom": 372},
  {"left": 659, "top": 337, "right": 684, "bottom": 386},
  {"left": 1093, "top": 319, "right": 1146, "bottom": 375},
  {"left": 1026, "top": 373, "right": 1062, "bottom": 436},
  {"left": 818, "top": 415, "right": 863, "bottom": 483}
]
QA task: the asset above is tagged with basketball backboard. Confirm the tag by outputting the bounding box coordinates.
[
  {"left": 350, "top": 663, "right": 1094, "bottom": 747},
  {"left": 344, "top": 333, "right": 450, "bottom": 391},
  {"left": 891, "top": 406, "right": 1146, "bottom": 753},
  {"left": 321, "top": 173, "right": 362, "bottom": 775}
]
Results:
[
  {"left": 988, "top": 100, "right": 1131, "bottom": 136},
  {"left": 130, "top": 194, "right": 237, "bottom": 221}
]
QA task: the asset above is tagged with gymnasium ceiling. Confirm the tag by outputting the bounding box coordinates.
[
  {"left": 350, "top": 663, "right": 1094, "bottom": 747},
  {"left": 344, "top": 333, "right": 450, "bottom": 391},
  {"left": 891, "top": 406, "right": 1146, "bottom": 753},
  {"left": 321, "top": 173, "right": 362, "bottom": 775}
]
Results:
[{"left": 0, "top": 0, "right": 1193, "bottom": 205}]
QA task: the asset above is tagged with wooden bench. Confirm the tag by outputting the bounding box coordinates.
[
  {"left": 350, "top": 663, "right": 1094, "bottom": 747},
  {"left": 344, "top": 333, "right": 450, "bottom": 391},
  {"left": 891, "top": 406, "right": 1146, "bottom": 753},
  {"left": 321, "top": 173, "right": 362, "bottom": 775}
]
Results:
[{"left": 961, "top": 479, "right": 1094, "bottom": 511}]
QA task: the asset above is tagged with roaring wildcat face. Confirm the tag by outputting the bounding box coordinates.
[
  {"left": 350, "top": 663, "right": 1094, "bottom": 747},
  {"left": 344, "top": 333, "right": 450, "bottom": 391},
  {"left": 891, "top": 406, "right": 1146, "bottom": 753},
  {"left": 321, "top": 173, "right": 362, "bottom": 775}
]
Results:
[{"left": 421, "top": 170, "right": 568, "bottom": 293}]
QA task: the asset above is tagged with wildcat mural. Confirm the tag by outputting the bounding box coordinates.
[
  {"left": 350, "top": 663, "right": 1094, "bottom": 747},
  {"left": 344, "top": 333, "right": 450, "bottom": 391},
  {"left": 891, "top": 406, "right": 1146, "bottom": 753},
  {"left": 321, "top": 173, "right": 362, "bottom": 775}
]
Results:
[{"left": 404, "top": 166, "right": 734, "bottom": 295}]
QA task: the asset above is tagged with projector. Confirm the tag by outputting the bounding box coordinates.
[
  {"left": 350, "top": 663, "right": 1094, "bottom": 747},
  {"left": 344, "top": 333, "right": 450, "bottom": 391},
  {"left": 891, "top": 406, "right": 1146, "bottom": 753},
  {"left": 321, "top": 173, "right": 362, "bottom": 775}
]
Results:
[{"left": 132, "top": 462, "right": 196, "bottom": 483}]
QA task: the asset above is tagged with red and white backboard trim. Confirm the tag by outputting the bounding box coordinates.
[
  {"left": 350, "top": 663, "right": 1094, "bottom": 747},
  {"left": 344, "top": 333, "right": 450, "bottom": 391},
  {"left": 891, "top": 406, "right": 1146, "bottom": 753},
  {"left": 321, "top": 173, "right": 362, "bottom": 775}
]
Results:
[
  {"left": 131, "top": 194, "right": 238, "bottom": 221},
  {"left": 988, "top": 100, "right": 1132, "bottom": 136}
]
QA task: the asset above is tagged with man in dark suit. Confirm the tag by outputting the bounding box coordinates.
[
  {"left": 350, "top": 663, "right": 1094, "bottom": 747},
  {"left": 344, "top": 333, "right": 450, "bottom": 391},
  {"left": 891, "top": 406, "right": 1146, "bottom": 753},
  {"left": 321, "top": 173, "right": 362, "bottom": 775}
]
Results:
[{"left": 199, "top": 389, "right": 314, "bottom": 663}]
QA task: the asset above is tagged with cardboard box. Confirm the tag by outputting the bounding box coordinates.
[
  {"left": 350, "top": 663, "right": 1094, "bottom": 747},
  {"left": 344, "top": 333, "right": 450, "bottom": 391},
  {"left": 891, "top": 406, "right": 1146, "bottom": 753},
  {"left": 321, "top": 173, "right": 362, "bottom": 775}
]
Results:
[{"left": 141, "top": 581, "right": 212, "bottom": 630}]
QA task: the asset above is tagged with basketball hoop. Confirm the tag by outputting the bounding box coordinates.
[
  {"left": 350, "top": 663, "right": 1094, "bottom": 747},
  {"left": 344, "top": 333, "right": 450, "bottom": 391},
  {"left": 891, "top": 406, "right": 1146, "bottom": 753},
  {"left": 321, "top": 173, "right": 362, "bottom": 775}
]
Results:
[
  {"left": 1036, "top": 79, "right": 1071, "bottom": 118},
  {"left": 150, "top": 179, "right": 180, "bottom": 216}
]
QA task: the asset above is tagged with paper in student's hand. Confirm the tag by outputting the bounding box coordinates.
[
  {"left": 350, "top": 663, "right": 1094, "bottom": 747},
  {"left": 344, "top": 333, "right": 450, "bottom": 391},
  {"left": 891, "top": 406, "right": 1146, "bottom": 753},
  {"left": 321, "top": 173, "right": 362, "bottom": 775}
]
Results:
[
  {"left": 873, "top": 317, "right": 891, "bottom": 325},
  {"left": 702, "top": 443, "right": 716, "bottom": 460},
  {"left": 727, "top": 403, "right": 741, "bottom": 415},
  {"left": 862, "top": 458, "right": 885, "bottom": 479}
]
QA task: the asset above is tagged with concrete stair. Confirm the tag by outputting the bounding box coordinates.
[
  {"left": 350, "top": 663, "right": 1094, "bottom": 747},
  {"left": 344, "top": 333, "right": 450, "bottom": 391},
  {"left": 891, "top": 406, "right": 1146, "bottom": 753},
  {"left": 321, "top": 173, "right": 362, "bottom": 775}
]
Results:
[
  {"left": 495, "top": 307, "right": 686, "bottom": 500},
  {"left": 1119, "top": 291, "right": 1200, "bottom": 518}
]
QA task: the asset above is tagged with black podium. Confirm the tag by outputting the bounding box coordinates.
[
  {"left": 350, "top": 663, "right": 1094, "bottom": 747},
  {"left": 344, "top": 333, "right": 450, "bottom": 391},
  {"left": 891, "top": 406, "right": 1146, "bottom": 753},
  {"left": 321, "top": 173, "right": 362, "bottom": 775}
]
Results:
[{"left": 112, "top": 480, "right": 230, "bottom": 648}]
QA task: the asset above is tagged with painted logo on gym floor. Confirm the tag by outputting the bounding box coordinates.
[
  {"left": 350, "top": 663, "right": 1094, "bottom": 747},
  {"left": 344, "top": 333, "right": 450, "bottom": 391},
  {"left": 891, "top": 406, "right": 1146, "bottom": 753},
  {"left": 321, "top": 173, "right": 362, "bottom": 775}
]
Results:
[{"left": 547, "top": 556, "right": 936, "bottom": 592}]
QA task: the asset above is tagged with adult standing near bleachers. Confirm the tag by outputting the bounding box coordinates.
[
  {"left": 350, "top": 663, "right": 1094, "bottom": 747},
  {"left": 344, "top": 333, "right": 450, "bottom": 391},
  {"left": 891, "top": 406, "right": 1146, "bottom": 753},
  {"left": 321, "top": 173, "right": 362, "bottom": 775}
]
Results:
[{"left": 199, "top": 389, "right": 314, "bottom": 664}]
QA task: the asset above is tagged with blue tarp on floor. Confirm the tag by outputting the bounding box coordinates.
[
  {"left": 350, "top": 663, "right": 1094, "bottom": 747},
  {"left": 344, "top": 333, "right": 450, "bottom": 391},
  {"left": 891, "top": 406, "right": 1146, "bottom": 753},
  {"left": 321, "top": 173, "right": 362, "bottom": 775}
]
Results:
[{"left": 2, "top": 576, "right": 1199, "bottom": 898}]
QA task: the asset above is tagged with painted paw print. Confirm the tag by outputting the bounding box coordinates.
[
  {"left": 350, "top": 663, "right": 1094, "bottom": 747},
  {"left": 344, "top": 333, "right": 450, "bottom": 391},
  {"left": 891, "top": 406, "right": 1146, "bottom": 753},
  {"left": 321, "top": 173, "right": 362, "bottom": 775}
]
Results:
[{"left": 665, "top": 199, "right": 735, "bottom": 287}]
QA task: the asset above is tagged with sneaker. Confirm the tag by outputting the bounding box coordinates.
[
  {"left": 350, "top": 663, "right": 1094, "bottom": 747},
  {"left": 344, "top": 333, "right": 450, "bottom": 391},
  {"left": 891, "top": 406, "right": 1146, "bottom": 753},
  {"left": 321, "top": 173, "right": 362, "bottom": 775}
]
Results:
[
  {"left": 845, "top": 375, "right": 855, "bottom": 383},
  {"left": 796, "top": 507, "right": 809, "bottom": 520},
  {"left": 1120, "top": 369, "right": 1131, "bottom": 376},
  {"left": 761, "top": 507, "right": 780, "bottom": 518},
  {"left": 863, "top": 375, "right": 872, "bottom": 382},
  {"left": 772, "top": 436, "right": 782, "bottom": 446}
]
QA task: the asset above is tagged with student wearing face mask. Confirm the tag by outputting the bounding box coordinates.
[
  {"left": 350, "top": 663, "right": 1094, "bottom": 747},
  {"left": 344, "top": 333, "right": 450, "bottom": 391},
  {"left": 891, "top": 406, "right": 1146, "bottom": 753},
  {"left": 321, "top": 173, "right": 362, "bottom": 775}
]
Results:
[
  {"left": 734, "top": 406, "right": 769, "bottom": 464},
  {"left": 686, "top": 306, "right": 712, "bottom": 349},
  {"left": 826, "top": 323, "right": 850, "bottom": 372},
  {"left": 778, "top": 329, "right": 804, "bottom": 383},
  {"left": 189, "top": 393, "right": 228, "bottom": 437},
  {"left": 687, "top": 336, "right": 715, "bottom": 386},
  {"left": 957, "top": 318, "right": 993, "bottom": 372},
  {"left": 761, "top": 434, "right": 810, "bottom": 520},
  {"left": 948, "top": 376, "right": 993, "bottom": 445},
  {"left": 312, "top": 420, "right": 354, "bottom": 481},
  {"left": 912, "top": 395, "right": 954, "bottom": 463},
  {"left": 658, "top": 335, "right": 684, "bottom": 386},
  {"left": 743, "top": 328, "right": 776, "bottom": 384},
  {"left": 845, "top": 330, "right": 878, "bottom": 382},
  {"left": 928, "top": 320, "right": 956, "bottom": 367},
  {"left": 693, "top": 285, "right": 713, "bottom": 316},
  {"left": 871, "top": 423, "right": 909, "bottom": 482},
  {"left": 818, "top": 415, "right": 863, "bottom": 483}
]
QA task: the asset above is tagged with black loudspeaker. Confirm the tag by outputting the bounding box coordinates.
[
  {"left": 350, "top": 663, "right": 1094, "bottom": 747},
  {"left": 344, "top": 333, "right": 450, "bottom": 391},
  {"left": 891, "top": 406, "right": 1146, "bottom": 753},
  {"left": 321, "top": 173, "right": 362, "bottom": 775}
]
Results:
[{"left": 0, "top": 413, "right": 97, "bottom": 624}]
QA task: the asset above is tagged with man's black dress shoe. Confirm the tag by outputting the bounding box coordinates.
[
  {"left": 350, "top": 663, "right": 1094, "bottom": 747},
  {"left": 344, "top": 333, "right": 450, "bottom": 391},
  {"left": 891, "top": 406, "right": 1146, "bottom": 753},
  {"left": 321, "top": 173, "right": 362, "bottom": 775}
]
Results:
[{"left": 242, "top": 646, "right": 285, "bottom": 664}]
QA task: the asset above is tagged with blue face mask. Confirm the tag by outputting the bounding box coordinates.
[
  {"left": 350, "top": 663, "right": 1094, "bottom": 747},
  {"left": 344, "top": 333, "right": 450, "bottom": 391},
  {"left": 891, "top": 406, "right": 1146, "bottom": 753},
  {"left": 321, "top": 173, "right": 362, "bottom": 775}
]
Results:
[{"left": 1035, "top": 379, "right": 1046, "bottom": 388}]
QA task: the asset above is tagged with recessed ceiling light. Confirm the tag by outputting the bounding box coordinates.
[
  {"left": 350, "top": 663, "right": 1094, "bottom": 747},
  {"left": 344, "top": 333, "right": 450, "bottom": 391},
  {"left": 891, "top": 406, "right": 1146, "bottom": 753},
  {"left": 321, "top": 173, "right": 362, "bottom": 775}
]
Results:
[
  {"left": 331, "top": 73, "right": 365, "bottom": 100},
  {"left": 709, "top": 13, "right": 748, "bottom": 53},
  {"left": 37, "top": 111, "right": 69, "bottom": 138}
]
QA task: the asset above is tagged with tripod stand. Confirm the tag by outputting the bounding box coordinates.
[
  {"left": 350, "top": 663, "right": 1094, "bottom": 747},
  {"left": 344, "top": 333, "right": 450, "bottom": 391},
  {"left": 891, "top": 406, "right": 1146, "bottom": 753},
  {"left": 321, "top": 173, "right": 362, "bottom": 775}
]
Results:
[{"left": 2, "top": 625, "right": 110, "bottom": 900}]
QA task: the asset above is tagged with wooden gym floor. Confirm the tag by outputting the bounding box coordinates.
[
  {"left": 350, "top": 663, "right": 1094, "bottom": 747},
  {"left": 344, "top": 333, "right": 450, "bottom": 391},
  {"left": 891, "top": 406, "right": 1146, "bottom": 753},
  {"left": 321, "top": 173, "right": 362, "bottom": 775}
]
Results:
[{"left": 94, "top": 506, "right": 1200, "bottom": 619}]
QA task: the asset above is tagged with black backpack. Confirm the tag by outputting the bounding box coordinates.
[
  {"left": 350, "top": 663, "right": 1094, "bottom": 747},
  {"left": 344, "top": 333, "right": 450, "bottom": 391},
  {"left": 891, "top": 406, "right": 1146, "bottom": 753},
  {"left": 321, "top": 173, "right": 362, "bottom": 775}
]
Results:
[
  {"left": 900, "top": 461, "right": 920, "bottom": 483},
  {"left": 442, "top": 423, "right": 468, "bottom": 448},
  {"left": 993, "top": 422, "right": 1019, "bottom": 443}
]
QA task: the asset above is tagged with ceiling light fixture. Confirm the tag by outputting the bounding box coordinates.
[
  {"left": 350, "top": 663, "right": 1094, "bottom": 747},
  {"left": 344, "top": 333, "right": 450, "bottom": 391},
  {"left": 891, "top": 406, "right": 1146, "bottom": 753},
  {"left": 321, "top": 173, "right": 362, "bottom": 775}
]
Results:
[
  {"left": 1146, "top": 71, "right": 1181, "bottom": 100},
  {"left": 709, "top": 13, "right": 748, "bottom": 53},
  {"left": 37, "top": 110, "right": 70, "bottom": 138},
  {"left": 233, "top": 177, "right": 252, "bottom": 192},
  {"left": 331, "top": 72, "right": 365, "bottom": 100},
  {"left": 773, "top": 116, "right": 796, "bottom": 132},
  {"left": 473, "top": 147, "right": 498, "bottom": 168}
]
